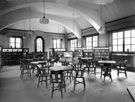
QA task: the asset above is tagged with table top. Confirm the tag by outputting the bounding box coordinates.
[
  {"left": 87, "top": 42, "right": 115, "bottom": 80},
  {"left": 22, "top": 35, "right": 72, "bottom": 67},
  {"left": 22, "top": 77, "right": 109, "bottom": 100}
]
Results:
[
  {"left": 50, "top": 65, "right": 72, "bottom": 71},
  {"left": 98, "top": 60, "right": 116, "bottom": 64},
  {"left": 81, "top": 57, "right": 93, "bottom": 60},
  {"left": 30, "top": 60, "right": 47, "bottom": 65}
]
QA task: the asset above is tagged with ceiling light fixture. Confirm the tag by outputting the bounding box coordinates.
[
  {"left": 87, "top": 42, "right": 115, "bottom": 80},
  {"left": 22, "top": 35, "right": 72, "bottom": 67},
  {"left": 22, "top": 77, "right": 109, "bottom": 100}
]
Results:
[
  {"left": 28, "top": 6, "right": 34, "bottom": 34},
  {"left": 72, "top": 12, "right": 74, "bottom": 34},
  {"left": 99, "top": 0, "right": 102, "bottom": 31},
  {"left": 23, "top": 21, "right": 26, "bottom": 39},
  {"left": 40, "top": 0, "right": 49, "bottom": 24}
]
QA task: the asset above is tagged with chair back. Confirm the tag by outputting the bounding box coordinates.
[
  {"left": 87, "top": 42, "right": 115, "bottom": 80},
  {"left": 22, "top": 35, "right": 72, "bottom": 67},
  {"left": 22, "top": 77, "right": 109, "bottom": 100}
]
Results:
[
  {"left": 50, "top": 70, "right": 64, "bottom": 83},
  {"left": 20, "top": 59, "right": 29, "bottom": 70}
]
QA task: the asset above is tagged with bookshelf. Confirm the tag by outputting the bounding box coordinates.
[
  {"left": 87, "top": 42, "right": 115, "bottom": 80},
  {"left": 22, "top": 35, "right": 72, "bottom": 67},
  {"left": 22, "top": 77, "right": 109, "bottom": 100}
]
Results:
[
  {"left": 2, "top": 48, "right": 29, "bottom": 65},
  {"left": 94, "top": 47, "right": 110, "bottom": 60},
  {"left": 83, "top": 49, "right": 93, "bottom": 58}
]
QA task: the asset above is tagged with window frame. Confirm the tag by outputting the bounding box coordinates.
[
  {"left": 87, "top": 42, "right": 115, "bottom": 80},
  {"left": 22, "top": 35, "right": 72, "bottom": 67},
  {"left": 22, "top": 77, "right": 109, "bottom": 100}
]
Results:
[
  {"left": 84, "top": 35, "right": 99, "bottom": 50},
  {"left": 52, "top": 38, "right": 62, "bottom": 49},
  {"left": 111, "top": 29, "right": 135, "bottom": 53},
  {"left": 69, "top": 38, "right": 78, "bottom": 51},
  {"left": 35, "top": 36, "right": 44, "bottom": 52},
  {"left": 9, "top": 36, "right": 22, "bottom": 48}
]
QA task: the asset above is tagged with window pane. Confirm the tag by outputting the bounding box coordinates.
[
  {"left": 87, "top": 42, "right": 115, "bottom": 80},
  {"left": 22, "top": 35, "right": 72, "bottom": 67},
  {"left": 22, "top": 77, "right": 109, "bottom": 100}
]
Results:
[
  {"left": 10, "top": 43, "right": 15, "bottom": 48},
  {"left": 131, "top": 45, "right": 135, "bottom": 51},
  {"left": 131, "top": 38, "right": 135, "bottom": 44},
  {"left": 16, "top": 38, "right": 21, "bottom": 43},
  {"left": 125, "top": 45, "right": 130, "bottom": 52},
  {"left": 131, "top": 30, "right": 135, "bottom": 37},
  {"left": 10, "top": 37, "right": 15, "bottom": 43},
  {"left": 118, "top": 32, "right": 123, "bottom": 38},
  {"left": 37, "top": 38, "right": 43, "bottom": 52},
  {"left": 125, "top": 30, "right": 130, "bottom": 38},
  {"left": 93, "top": 36, "right": 97, "bottom": 41},
  {"left": 118, "top": 39, "right": 123, "bottom": 45},
  {"left": 113, "top": 39, "right": 117, "bottom": 45},
  {"left": 16, "top": 43, "right": 21, "bottom": 48},
  {"left": 112, "top": 33, "right": 117, "bottom": 39},
  {"left": 125, "top": 38, "right": 130, "bottom": 44},
  {"left": 118, "top": 46, "right": 123, "bottom": 52},
  {"left": 93, "top": 42, "right": 97, "bottom": 47},
  {"left": 113, "top": 46, "right": 117, "bottom": 52}
]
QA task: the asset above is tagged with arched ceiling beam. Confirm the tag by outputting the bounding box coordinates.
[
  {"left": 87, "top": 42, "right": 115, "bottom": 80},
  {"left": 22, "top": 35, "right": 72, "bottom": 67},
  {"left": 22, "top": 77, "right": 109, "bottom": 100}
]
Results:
[{"left": 0, "top": 0, "right": 107, "bottom": 36}]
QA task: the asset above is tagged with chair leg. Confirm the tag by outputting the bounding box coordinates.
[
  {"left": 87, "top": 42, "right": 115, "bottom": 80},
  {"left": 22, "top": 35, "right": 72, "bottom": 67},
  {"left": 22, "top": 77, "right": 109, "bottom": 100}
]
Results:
[
  {"left": 117, "top": 69, "right": 119, "bottom": 77},
  {"left": 110, "top": 74, "right": 113, "bottom": 82},
  {"left": 104, "top": 75, "right": 105, "bottom": 82},
  {"left": 94, "top": 67, "right": 96, "bottom": 75},
  {"left": 125, "top": 70, "right": 127, "bottom": 78},
  {"left": 51, "top": 83, "right": 54, "bottom": 98},
  {"left": 83, "top": 77, "right": 86, "bottom": 90},
  {"left": 37, "top": 76, "right": 41, "bottom": 88},
  {"left": 60, "top": 83, "right": 63, "bottom": 98},
  {"left": 74, "top": 78, "right": 76, "bottom": 91},
  {"left": 45, "top": 77, "right": 48, "bottom": 88}
]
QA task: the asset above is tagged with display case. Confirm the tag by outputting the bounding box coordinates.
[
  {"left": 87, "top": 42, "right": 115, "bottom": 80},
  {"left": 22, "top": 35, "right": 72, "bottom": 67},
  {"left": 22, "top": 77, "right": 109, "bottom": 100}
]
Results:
[
  {"left": 94, "top": 47, "right": 110, "bottom": 60},
  {"left": 83, "top": 49, "right": 93, "bottom": 58},
  {"left": 49, "top": 48, "right": 66, "bottom": 59},
  {"left": 2, "top": 48, "right": 29, "bottom": 65},
  {"left": 74, "top": 47, "right": 83, "bottom": 57}
]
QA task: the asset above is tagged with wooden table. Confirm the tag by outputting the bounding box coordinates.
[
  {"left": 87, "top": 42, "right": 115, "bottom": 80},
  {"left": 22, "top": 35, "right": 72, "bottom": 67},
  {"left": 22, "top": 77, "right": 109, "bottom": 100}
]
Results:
[
  {"left": 30, "top": 60, "right": 47, "bottom": 65},
  {"left": 81, "top": 57, "right": 93, "bottom": 60},
  {"left": 98, "top": 60, "right": 116, "bottom": 81},
  {"left": 50, "top": 65, "right": 72, "bottom": 71},
  {"left": 98, "top": 60, "right": 116, "bottom": 64}
]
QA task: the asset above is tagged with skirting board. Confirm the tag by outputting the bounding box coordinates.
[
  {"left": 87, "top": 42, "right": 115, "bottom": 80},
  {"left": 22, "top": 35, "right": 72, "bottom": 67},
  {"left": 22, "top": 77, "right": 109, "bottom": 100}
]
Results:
[{"left": 127, "top": 86, "right": 135, "bottom": 101}]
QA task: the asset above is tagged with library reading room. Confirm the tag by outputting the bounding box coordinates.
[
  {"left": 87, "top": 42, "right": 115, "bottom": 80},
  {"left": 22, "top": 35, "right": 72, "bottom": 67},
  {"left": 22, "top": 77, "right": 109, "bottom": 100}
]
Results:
[{"left": 0, "top": 0, "right": 135, "bottom": 102}]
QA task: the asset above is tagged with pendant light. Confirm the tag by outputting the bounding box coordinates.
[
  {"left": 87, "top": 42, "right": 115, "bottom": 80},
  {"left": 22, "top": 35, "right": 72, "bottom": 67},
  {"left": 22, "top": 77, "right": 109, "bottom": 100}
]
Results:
[
  {"left": 72, "top": 12, "right": 74, "bottom": 34},
  {"left": 28, "top": 6, "right": 34, "bottom": 34},
  {"left": 40, "top": 0, "right": 49, "bottom": 24},
  {"left": 23, "top": 20, "right": 26, "bottom": 39},
  {"left": 99, "top": 0, "right": 102, "bottom": 31}
]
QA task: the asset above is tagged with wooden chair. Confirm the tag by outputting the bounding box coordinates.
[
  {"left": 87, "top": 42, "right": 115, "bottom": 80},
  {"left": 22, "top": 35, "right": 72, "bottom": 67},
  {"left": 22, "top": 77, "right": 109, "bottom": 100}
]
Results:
[
  {"left": 50, "top": 70, "right": 66, "bottom": 98},
  {"left": 62, "top": 62, "right": 73, "bottom": 83},
  {"left": 101, "top": 64, "right": 113, "bottom": 82},
  {"left": 37, "top": 64, "right": 50, "bottom": 88},
  {"left": 73, "top": 63, "right": 86, "bottom": 90},
  {"left": 20, "top": 60, "right": 31, "bottom": 78},
  {"left": 116, "top": 60, "right": 128, "bottom": 78},
  {"left": 87, "top": 60, "right": 96, "bottom": 75}
]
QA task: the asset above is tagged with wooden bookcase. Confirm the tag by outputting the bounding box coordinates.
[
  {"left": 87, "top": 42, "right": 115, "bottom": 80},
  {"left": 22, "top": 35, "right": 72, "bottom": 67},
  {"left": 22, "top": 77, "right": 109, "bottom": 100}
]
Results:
[
  {"left": 83, "top": 49, "right": 93, "bottom": 58},
  {"left": 2, "top": 48, "right": 29, "bottom": 66},
  {"left": 94, "top": 47, "right": 110, "bottom": 60},
  {"left": 49, "top": 48, "right": 66, "bottom": 59}
]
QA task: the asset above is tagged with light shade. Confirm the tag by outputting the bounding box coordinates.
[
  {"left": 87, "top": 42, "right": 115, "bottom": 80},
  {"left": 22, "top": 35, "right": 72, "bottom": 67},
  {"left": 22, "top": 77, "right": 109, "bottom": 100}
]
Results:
[{"left": 40, "top": 16, "right": 49, "bottom": 24}]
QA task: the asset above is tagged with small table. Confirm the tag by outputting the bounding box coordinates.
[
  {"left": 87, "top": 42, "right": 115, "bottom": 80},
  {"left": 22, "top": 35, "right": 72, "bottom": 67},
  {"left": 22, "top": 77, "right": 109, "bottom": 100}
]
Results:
[
  {"left": 30, "top": 60, "right": 47, "bottom": 76},
  {"left": 30, "top": 61, "right": 47, "bottom": 65},
  {"left": 98, "top": 60, "right": 116, "bottom": 81},
  {"left": 98, "top": 60, "right": 116, "bottom": 64},
  {"left": 81, "top": 57, "right": 93, "bottom": 60},
  {"left": 50, "top": 65, "right": 72, "bottom": 71}
]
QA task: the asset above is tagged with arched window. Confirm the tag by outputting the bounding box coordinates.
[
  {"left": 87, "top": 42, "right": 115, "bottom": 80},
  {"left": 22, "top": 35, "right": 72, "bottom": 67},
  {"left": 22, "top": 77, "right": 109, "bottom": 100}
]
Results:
[{"left": 35, "top": 36, "right": 44, "bottom": 52}]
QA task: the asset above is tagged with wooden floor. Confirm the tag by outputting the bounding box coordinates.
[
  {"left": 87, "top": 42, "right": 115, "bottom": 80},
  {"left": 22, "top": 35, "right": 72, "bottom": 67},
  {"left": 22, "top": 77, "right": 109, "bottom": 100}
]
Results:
[{"left": 0, "top": 65, "right": 134, "bottom": 102}]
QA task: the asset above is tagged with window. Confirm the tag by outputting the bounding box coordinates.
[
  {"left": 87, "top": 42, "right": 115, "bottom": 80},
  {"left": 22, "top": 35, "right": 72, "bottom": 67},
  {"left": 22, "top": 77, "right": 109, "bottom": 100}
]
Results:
[
  {"left": 70, "top": 39, "right": 77, "bottom": 51},
  {"left": 112, "top": 32, "right": 123, "bottom": 52},
  {"left": 9, "top": 37, "right": 22, "bottom": 48},
  {"left": 52, "top": 38, "right": 61, "bottom": 48},
  {"left": 125, "top": 30, "right": 135, "bottom": 52},
  {"left": 85, "top": 35, "right": 98, "bottom": 49},
  {"left": 112, "top": 29, "right": 135, "bottom": 52},
  {"left": 35, "top": 36, "right": 44, "bottom": 52}
]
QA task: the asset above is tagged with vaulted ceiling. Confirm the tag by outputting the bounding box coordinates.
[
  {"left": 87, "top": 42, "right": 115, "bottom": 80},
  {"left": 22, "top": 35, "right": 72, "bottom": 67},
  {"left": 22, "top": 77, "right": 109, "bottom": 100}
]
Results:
[{"left": 0, "top": 0, "right": 135, "bottom": 38}]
